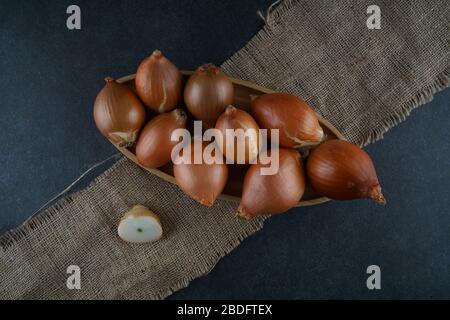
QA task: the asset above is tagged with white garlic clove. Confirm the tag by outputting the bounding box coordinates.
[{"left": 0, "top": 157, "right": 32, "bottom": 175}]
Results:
[{"left": 118, "top": 205, "right": 163, "bottom": 243}]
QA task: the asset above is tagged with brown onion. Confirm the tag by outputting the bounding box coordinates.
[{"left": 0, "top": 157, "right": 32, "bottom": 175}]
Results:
[
  {"left": 184, "top": 64, "right": 234, "bottom": 128},
  {"left": 173, "top": 141, "right": 228, "bottom": 207},
  {"left": 215, "top": 105, "right": 260, "bottom": 164},
  {"left": 136, "top": 109, "right": 187, "bottom": 168},
  {"left": 135, "top": 49, "right": 182, "bottom": 113},
  {"left": 306, "top": 139, "right": 386, "bottom": 204},
  {"left": 236, "top": 148, "right": 306, "bottom": 220},
  {"left": 93, "top": 77, "right": 146, "bottom": 147},
  {"left": 251, "top": 93, "right": 323, "bottom": 148}
]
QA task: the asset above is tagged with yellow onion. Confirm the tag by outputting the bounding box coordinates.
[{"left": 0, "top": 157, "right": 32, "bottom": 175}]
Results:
[
  {"left": 251, "top": 93, "right": 323, "bottom": 148},
  {"left": 306, "top": 139, "right": 386, "bottom": 204},
  {"left": 135, "top": 49, "right": 182, "bottom": 113},
  {"left": 184, "top": 64, "right": 234, "bottom": 128},
  {"left": 93, "top": 77, "right": 146, "bottom": 147},
  {"left": 215, "top": 105, "right": 260, "bottom": 164},
  {"left": 173, "top": 141, "right": 228, "bottom": 207},
  {"left": 136, "top": 109, "right": 187, "bottom": 168},
  {"left": 236, "top": 148, "right": 306, "bottom": 220}
]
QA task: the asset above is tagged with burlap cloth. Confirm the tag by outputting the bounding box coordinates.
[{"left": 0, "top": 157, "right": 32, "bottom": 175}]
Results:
[{"left": 1, "top": 0, "right": 449, "bottom": 299}]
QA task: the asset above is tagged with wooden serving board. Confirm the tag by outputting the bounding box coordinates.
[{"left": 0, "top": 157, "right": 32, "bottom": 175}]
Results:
[{"left": 112, "top": 71, "right": 345, "bottom": 207}]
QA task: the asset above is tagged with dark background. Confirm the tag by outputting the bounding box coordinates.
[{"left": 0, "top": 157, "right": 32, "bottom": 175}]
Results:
[{"left": 1, "top": 0, "right": 449, "bottom": 299}]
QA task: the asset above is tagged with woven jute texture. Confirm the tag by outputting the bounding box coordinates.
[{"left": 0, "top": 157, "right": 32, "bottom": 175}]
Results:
[{"left": 1, "top": 0, "right": 449, "bottom": 299}]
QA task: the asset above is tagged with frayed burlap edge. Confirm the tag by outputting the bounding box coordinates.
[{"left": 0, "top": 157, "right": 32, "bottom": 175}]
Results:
[{"left": 358, "top": 67, "right": 450, "bottom": 146}]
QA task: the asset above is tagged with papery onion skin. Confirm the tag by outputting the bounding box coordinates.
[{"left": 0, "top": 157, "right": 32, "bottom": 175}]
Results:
[
  {"left": 184, "top": 64, "right": 234, "bottom": 128},
  {"left": 215, "top": 105, "right": 260, "bottom": 164},
  {"left": 135, "top": 50, "right": 182, "bottom": 113},
  {"left": 136, "top": 109, "right": 187, "bottom": 168},
  {"left": 306, "top": 139, "right": 386, "bottom": 204},
  {"left": 251, "top": 93, "right": 323, "bottom": 148},
  {"left": 93, "top": 77, "right": 146, "bottom": 147},
  {"left": 236, "top": 148, "right": 306, "bottom": 220},
  {"left": 173, "top": 142, "right": 228, "bottom": 207}
]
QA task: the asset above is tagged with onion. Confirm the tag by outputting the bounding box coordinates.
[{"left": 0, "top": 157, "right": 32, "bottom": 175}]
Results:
[
  {"left": 236, "top": 148, "right": 306, "bottom": 219},
  {"left": 173, "top": 141, "right": 228, "bottom": 207},
  {"left": 306, "top": 139, "right": 386, "bottom": 204},
  {"left": 184, "top": 64, "right": 234, "bottom": 128},
  {"left": 136, "top": 109, "right": 187, "bottom": 168},
  {"left": 135, "top": 49, "right": 182, "bottom": 113},
  {"left": 215, "top": 105, "right": 260, "bottom": 164},
  {"left": 118, "top": 205, "right": 163, "bottom": 243},
  {"left": 251, "top": 93, "right": 323, "bottom": 148},
  {"left": 93, "top": 77, "right": 146, "bottom": 147}
]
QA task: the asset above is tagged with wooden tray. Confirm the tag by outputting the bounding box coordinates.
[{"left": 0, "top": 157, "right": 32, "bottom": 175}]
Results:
[{"left": 113, "top": 71, "right": 345, "bottom": 207}]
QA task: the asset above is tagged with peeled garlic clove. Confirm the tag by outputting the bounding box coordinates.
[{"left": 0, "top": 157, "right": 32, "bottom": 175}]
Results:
[
  {"left": 215, "top": 105, "right": 260, "bottom": 164},
  {"left": 306, "top": 139, "right": 386, "bottom": 204},
  {"left": 251, "top": 93, "right": 323, "bottom": 148},
  {"left": 236, "top": 148, "right": 306, "bottom": 220},
  {"left": 173, "top": 142, "right": 228, "bottom": 207},
  {"left": 184, "top": 64, "right": 234, "bottom": 128},
  {"left": 118, "top": 205, "right": 163, "bottom": 243},
  {"left": 136, "top": 108, "right": 187, "bottom": 168},
  {"left": 135, "top": 50, "right": 182, "bottom": 113},
  {"left": 93, "top": 77, "right": 146, "bottom": 147}
]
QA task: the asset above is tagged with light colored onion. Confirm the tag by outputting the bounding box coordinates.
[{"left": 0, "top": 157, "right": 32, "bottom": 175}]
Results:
[{"left": 118, "top": 205, "right": 162, "bottom": 243}]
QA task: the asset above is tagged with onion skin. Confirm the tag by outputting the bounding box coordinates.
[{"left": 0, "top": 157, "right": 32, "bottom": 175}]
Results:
[
  {"left": 251, "top": 93, "right": 323, "bottom": 148},
  {"left": 174, "top": 142, "right": 228, "bottom": 207},
  {"left": 306, "top": 139, "right": 386, "bottom": 204},
  {"left": 93, "top": 77, "right": 146, "bottom": 147},
  {"left": 136, "top": 109, "right": 187, "bottom": 168},
  {"left": 135, "top": 50, "right": 182, "bottom": 113},
  {"left": 215, "top": 105, "right": 260, "bottom": 164},
  {"left": 236, "top": 148, "right": 306, "bottom": 220},
  {"left": 184, "top": 64, "right": 234, "bottom": 128}
]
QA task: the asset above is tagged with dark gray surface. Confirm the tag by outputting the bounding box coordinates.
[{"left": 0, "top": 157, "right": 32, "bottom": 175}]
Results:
[{"left": 1, "top": 1, "right": 449, "bottom": 299}]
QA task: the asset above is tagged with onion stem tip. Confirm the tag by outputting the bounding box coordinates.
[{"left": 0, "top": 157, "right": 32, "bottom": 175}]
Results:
[
  {"left": 369, "top": 185, "right": 386, "bottom": 205},
  {"left": 235, "top": 206, "right": 252, "bottom": 220},
  {"left": 152, "top": 49, "right": 162, "bottom": 57}
]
